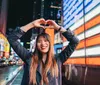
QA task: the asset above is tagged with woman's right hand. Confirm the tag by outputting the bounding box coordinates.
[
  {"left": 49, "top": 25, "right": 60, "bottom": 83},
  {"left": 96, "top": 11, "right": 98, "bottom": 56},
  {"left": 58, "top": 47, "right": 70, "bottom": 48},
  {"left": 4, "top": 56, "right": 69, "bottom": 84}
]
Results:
[
  {"left": 32, "top": 18, "right": 46, "bottom": 29},
  {"left": 46, "top": 20, "right": 66, "bottom": 33}
]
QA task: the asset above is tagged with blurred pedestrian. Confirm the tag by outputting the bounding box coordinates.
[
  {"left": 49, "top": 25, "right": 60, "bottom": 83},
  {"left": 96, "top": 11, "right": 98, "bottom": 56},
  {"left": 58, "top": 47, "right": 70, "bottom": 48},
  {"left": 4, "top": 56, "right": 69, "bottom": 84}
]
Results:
[{"left": 7, "top": 18, "right": 79, "bottom": 85}]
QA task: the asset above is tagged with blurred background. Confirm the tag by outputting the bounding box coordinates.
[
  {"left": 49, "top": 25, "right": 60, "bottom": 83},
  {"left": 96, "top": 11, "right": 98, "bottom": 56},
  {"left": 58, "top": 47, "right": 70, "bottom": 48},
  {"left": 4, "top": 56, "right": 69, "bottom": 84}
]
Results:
[{"left": 0, "top": 0, "right": 100, "bottom": 85}]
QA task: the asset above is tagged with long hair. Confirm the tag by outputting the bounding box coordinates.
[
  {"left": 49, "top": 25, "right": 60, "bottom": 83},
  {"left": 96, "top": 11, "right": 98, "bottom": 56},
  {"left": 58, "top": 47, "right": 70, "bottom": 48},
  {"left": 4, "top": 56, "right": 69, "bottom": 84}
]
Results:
[{"left": 29, "top": 33, "right": 58, "bottom": 85}]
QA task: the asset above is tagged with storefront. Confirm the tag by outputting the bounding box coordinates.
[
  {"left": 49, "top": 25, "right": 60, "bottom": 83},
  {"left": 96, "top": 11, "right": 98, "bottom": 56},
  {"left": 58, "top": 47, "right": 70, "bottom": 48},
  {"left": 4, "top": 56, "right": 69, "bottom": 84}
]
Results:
[{"left": 0, "top": 33, "right": 10, "bottom": 59}]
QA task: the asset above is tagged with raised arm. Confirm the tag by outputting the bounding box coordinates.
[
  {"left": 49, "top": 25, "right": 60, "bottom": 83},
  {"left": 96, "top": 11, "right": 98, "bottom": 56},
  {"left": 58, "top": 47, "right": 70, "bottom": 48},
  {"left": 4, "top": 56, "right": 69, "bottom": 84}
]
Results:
[
  {"left": 46, "top": 20, "right": 79, "bottom": 63},
  {"left": 7, "top": 18, "right": 45, "bottom": 63},
  {"left": 59, "top": 28, "right": 79, "bottom": 63}
]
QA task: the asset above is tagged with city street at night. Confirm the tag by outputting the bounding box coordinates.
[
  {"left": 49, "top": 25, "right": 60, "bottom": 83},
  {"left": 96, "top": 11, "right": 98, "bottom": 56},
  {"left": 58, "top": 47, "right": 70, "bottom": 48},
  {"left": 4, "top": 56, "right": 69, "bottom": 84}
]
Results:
[{"left": 0, "top": 0, "right": 100, "bottom": 85}]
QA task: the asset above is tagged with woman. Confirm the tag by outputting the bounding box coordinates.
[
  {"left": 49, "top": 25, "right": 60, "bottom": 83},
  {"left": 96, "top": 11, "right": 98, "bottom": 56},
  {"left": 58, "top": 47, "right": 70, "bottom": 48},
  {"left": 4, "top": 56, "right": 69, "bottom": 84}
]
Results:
[{"left": 7, "top": 18, "right": 79, "bottom": 85}]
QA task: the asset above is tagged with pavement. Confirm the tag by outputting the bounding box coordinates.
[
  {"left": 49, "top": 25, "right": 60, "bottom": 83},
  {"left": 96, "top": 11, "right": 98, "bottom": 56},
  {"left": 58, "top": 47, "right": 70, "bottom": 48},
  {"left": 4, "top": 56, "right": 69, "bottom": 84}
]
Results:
[
  {"left": 8, "top": 69, "right": 23, "bottom": 85},
  {"left": 0, "top": 65, "right": 23, "bottom": 85}
]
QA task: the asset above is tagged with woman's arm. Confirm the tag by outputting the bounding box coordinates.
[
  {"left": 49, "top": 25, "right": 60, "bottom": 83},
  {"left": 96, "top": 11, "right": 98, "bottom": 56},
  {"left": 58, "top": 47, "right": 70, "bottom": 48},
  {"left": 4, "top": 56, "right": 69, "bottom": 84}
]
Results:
[
  {"left": 7, "top": 18, "right": 45, "bottom": 63},
  {"left": 58, "top": 27, "right": 79, "bottom": 63},
  {"left": 46, "top": 20, "right": 79, "bottom": 63}
]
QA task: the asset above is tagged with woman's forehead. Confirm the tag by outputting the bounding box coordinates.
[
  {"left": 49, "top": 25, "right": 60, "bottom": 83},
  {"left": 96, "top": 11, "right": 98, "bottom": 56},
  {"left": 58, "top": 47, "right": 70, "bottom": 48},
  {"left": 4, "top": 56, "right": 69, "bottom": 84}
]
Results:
[{"left": 38, "top": 36, "right": 47, "bottom": 40}]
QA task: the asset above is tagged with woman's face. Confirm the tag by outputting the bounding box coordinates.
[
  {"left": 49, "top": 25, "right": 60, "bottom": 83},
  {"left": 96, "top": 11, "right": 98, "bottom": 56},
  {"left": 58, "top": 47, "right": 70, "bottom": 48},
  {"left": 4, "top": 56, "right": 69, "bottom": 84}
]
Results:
[{"left": 37, "top": 36, "right": 50, "bottom": 54}]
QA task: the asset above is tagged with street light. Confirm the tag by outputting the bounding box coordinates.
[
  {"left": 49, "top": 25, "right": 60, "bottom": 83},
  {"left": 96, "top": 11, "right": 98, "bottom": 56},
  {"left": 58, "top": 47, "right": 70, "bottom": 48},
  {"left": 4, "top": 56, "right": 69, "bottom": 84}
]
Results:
[{"left": 50, "top": 5, "right": 61, "bottom": 9}]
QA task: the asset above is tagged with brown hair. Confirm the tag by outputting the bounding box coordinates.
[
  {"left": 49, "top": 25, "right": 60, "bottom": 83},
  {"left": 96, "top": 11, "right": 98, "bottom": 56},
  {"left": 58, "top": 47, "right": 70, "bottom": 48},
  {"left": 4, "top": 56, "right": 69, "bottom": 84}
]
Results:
[{"left": 29, "top": 33, "right": 58, "bottom": 85}]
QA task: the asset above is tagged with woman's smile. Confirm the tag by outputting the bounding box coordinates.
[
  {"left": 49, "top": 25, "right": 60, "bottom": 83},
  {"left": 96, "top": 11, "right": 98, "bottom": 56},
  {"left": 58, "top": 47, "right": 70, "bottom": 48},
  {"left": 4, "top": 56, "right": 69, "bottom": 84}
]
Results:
[{"left": 41, "top": 46, "right": 47, "bottom": 49}]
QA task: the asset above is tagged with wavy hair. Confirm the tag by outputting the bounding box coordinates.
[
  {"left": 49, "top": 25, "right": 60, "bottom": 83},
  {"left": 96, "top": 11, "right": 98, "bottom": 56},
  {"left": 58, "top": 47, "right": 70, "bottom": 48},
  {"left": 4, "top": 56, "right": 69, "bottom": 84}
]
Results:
[{"left": 29, "top": 33, "right": 58, "bottom": 85}]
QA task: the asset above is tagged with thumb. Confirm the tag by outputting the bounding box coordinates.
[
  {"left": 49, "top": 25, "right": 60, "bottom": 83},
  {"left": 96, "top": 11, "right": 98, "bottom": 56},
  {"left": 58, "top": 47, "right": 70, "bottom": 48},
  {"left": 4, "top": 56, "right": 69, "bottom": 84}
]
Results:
[{"left": 39, "top": 25, "right": 45, "bottom": 29}]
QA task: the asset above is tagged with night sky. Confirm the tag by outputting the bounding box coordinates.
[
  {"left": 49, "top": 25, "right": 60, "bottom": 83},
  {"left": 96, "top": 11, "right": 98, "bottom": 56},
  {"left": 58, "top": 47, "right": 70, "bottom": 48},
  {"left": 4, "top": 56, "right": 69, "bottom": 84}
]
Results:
[
  {"left": 7, "top": 0, "right": 34, "bottom": 28},
  {"left": 7, "top": 0, "right": 35, "bottom": 42}
]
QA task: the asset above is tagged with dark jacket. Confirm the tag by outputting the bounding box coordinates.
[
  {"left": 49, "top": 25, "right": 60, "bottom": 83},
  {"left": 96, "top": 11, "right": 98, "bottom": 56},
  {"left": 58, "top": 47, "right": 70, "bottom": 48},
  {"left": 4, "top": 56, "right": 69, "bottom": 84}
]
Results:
[{"left": 7, "top": 27, "right": 79, "bottom": 85}]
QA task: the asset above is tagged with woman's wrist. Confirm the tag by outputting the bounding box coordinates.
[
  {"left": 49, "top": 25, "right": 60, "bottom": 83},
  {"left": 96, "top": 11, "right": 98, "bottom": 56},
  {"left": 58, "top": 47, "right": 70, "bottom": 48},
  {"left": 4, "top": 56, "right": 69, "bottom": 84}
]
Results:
[
  {"left": 20, "top": 22, "right": 35, "bottom": 32},
  {"left": 60, "top": 26, "right": 67, "bottom": 33},
  {"left": 56, "top": 26, "right": 61, "bottom": 32},
  {"left": 31, "top": 22, "right": 35, "bottom": 28},
  {"left": 56, "top": 26, "right": 66, "bottom": 33}
]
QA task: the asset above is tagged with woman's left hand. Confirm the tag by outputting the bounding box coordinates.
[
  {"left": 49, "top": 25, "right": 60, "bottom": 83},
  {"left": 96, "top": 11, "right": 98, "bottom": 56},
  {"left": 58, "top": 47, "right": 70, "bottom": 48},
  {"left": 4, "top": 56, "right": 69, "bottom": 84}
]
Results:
[{"left": 45, "top": 20, "right": 60, "bottom": 31}]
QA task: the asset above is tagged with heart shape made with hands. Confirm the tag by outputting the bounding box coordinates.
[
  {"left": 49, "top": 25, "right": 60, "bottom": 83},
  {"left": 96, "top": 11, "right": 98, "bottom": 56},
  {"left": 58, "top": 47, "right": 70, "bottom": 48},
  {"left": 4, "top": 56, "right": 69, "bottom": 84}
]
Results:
[
  {"left": 39, "top": 20, "right": 55, "bottom": 29},
  {"left": 40, "top": 24, "right": 49, "bottom": 26},
  {"left": 40, "top": 23, "right": 50, "bottom": 29}
]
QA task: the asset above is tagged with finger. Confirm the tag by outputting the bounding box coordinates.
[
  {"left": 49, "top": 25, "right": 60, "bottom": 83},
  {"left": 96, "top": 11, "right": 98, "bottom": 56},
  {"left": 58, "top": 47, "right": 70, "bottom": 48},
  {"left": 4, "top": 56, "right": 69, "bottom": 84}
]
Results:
[
  {"left": 40, "top": 18, "right": 45, "bottom": 23},
  {"left": 46, "top": 19, "right": 51, "bottom": 22},
  {"left": 40, "top": 18, "right": 45, "bottom": 20},
  {"left": 46, "top": 20, "right": 52, "bottom": 25},
  {"left": 38, "top": 25, "right": 45, "bottom": 29},
  {"left": 40, "top": 20, "right": 46, "bottom": 25},
  {"left": 40, "top": 19, "right": 45, "bottom": 22}
]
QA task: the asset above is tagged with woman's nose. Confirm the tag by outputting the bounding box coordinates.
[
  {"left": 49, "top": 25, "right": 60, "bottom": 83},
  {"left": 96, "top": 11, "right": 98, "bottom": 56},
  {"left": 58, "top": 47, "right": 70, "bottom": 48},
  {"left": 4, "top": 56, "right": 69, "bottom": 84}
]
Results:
[{"left": 41, "top": 41, "right": 45, "bottom": 45}]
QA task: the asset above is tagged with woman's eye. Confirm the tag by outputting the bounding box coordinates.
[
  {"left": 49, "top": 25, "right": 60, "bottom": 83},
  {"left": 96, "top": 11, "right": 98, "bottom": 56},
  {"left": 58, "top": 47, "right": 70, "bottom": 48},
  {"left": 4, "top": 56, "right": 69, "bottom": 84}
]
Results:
[
  {"left": 44, "top": 40, "right": 47, "bottom": 42},
  {"left": 37, "top": 40, "right": 41, "bottom": 43},
  {"left": 37, "top": 39, "right": 48, "bottom": 43}
]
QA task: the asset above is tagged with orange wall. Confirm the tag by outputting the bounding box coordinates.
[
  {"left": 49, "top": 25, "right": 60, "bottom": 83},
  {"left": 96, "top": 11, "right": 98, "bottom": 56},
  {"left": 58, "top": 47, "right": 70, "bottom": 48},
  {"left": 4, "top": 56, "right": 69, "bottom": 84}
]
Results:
[{"left": 45, "top": 28, "right": 54, "bottom": 46}]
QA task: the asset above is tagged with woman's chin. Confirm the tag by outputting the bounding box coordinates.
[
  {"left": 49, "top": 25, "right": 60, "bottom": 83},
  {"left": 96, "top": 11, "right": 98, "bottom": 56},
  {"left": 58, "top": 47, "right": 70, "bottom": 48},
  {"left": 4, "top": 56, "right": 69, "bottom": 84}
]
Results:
[{"left": 40, "top": 50, "right": 48, "bottom": 54}]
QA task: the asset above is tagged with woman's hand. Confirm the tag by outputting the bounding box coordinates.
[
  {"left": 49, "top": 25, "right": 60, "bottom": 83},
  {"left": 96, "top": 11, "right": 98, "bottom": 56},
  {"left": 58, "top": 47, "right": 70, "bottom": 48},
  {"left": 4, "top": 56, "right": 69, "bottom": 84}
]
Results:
[
  {"left": 46, "top": 20, "right": 66, "bottom": 33},
  {"left": 21, "top": 18, "right": 46, "bottom": 32},
  {"left": 20, "top": 19, "right": 66, "bottom": 33},
  {"left": 46, "top": 20, "right": 60, "bottom": 31},
  {"left": 32, "top": 18, "right": 46, "bottom": 29}
]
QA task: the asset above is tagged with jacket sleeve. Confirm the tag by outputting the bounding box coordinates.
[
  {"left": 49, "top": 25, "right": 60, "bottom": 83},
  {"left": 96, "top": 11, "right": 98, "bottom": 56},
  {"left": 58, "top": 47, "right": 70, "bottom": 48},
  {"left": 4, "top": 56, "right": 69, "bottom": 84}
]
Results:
[
  {"left": 7, "top": 27, "right": 33, "bottom": 63},
  {"left": 58, "top": 28, "right": 79, "bottom": 63}
]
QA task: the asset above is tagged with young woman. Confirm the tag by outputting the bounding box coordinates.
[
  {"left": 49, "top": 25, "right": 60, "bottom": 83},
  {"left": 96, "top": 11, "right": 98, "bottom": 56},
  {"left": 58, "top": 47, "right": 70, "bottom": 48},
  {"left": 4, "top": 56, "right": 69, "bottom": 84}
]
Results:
[{"left": 7, "top": 18, "right": 79, "bottom": 85}]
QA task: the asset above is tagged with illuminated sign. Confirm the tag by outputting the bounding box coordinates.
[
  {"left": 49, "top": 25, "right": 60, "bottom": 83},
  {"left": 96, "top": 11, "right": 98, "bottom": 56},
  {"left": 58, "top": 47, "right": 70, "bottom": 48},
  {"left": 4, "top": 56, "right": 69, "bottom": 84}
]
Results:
[{"left": 63, "top": 0, "right": 100, "bottom": 29}]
